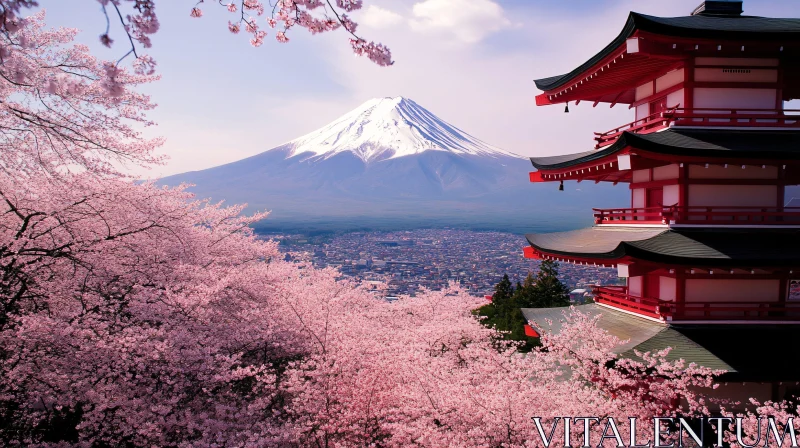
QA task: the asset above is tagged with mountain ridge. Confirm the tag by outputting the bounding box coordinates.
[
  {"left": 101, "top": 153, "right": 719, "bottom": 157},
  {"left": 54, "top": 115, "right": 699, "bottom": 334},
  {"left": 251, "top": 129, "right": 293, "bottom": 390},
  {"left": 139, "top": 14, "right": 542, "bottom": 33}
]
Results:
[
  {"left": 279, "top": 97, "right": 522, "bottom": 164},
  {"left": 160, "top": 97, "right": 629, "bottom": 232}
]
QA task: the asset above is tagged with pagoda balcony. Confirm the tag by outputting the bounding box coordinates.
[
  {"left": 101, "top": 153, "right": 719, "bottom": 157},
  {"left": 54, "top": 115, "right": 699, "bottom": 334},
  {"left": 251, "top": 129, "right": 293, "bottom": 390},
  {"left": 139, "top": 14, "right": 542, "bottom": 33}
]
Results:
[
  {"left": 593, "top": 206, "right": 800, "bottom": 226},
  {"left": 593, "top": 286, "right": 800, "bottom": 322},
  {"left": 594, "top": 108, "right": 800, "bottom": 149}
]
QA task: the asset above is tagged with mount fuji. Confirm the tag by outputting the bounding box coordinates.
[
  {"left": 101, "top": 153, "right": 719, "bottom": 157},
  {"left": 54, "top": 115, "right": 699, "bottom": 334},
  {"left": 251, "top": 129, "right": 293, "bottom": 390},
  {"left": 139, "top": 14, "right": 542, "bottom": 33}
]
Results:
[{"left": 160, "top": 97, "right": 626, "bottom": 233}]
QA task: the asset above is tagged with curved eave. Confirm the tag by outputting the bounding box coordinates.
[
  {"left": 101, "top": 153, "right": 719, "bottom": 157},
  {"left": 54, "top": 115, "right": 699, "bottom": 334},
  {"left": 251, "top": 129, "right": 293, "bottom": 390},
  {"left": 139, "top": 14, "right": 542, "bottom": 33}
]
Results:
[
  {"left": 534, "top": 13, "right": 638, "bottom": 92},
  {"left": 525, "top": 228, "right": 800, "bottom": 268},
  {"left": 530, "top": 137, "right": 629, "bottom": 171},
  {"left": 529, "top": 129, "right": 800, "bottom": 182},
  {"left": 534, "top": 12, "right": 800, "bottom": 104}
]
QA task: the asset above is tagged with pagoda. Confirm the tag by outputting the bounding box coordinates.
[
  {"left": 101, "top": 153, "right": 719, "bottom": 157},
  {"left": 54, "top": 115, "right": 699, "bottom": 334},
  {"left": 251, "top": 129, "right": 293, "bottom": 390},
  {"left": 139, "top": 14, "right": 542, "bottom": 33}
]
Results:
[{"left": 522, "top": 0, "right": 800, "bottom": 400}]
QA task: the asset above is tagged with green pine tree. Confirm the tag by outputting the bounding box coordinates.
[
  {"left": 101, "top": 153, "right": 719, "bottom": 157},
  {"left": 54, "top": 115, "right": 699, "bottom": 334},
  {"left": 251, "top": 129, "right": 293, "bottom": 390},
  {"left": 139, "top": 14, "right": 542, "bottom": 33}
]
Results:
[
  {"left": 492, "top": 274, "right": 514, "bottom": 317},
  {"left": 473, "top": 273, "right": 540, "bottom": 352},
  {"left": 528, "top": 260, "right": 570, "bottom": 308}
]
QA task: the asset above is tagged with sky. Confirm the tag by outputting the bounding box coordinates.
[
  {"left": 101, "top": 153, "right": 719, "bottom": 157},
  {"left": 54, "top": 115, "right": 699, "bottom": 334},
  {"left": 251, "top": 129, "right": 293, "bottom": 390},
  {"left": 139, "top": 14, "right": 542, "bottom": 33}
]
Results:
[{"left": 38, "top": 0, "right": 800, "bottom": 177}]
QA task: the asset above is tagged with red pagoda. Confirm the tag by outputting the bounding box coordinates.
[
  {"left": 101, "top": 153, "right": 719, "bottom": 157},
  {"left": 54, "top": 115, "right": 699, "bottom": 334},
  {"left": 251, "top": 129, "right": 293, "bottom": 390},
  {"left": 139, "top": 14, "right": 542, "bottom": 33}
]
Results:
[{"left": 522, "top": 0, "right": 800, "bottom": 400}]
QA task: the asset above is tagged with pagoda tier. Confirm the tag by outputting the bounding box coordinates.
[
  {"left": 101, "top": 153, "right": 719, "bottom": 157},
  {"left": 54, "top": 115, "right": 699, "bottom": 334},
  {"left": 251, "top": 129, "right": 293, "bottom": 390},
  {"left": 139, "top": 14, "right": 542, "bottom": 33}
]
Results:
[
  {"left": 529, "top": 128, "right": 800, "bottom": 227},
  {"left": 522, "top": 0, "right": 800, "bottom": 403},
  {"left": 523, "top": 227, "right": 800, "bottom": 322},
  {"left": 523, "top": 304, "right": 800, "bottom": 385},
  {"left": 523, "top": 1, "right": 800, "bottom": 326},
  {"left": 534, "top": 12, "right": 800, "bottom": 107}
]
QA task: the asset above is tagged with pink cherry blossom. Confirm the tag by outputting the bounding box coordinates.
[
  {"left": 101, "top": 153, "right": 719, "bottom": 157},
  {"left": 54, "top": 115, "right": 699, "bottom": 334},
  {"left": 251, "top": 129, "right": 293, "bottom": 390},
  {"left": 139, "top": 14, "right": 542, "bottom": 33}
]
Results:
[
  {"left": 250, "top": 30, "right": 267, "bottom": 47},
  {"left": 0, "top": 7, "right": 794, "bottom": 447},
  {"left": 190, "top": 7, "right": 203, "bottom": 18}
]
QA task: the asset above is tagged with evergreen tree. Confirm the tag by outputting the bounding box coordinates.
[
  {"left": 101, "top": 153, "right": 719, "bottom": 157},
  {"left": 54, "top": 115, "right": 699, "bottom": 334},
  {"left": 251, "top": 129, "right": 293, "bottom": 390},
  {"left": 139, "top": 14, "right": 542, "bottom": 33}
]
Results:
[
  {"left": 474, "top": 274, "right": 539, "bottom": 352},
  {"left": 528, "top": 260, "right": 570, "bottom": 308},
  {"left": 492, "top": 274, "right": 514, "bottom": 317}
]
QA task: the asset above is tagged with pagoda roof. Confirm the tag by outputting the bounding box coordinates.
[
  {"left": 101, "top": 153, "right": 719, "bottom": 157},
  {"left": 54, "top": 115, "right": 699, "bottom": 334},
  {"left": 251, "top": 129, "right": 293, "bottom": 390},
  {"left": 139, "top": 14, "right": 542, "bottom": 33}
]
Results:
[
  {"left": 534, "top": 12, "right": 800, "bottom": 93},
  {"left": 525, "top": 227, "right": 800, "bottom": 267},
  {"left": 530, "top": 128, "right": 800, "bottom": 171},
  {"left": 522, "top": 304, "right": 800, "bottom": 381}
]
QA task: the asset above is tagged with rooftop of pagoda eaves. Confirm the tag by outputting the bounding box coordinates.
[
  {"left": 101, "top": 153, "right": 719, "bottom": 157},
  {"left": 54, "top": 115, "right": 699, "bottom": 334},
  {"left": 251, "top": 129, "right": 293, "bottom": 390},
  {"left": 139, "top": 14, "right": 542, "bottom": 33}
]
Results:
[
  {"left": 526, "top": 1, "right": 800, "bottom": 228},
  {"left": 521, "top": 2, "right": 800, "bottom": 326},
  {"left": 534, "top": 9, "right": 800, "bottom": 108}
]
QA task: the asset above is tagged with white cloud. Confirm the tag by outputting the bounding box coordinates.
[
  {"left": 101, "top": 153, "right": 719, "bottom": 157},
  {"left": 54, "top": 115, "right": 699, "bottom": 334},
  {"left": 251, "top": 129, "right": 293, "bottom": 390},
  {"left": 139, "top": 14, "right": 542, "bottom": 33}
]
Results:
[
  {"left": 409, "top": 0, "right": 510, "bottom": 44},
  {"left": 360, "top": 5, "right": 404, "bottom": 29}
]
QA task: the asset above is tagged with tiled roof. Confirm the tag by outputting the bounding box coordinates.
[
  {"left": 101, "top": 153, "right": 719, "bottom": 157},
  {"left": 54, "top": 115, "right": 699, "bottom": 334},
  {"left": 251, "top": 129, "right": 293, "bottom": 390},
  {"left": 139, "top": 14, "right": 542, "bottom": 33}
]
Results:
[
  {"left": 522, "top": 304, "right": 800, "bottom": 381},
  {"left": 526, "top": 227, "right": 800, "bottom": 266},
  {"left": 534, "top": 12, "right": 800, "bottom": 91},
  {"left": 529, "top": 129, "right": 800, "bottom": 170}
]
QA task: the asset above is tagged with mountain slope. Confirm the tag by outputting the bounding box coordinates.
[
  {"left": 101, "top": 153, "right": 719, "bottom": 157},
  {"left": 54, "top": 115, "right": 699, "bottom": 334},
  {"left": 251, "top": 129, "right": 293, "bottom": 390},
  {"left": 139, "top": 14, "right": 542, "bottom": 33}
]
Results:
[
  {"left": 284, "top": 97, "right": 519, "bottom": 162},
  {"left": 161, "top": 97, "right": 627, "bottom": 232}
]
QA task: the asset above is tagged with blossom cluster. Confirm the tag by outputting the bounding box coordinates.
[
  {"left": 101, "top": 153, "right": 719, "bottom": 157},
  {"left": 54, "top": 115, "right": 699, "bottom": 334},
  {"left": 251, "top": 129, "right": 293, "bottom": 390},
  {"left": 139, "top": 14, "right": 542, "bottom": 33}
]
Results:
[
  {"left": 189, "top": 0, "right": 393, "bottom": 65},
  {"left": 0, "top": 9, "right": 796, "bottom": 448}
]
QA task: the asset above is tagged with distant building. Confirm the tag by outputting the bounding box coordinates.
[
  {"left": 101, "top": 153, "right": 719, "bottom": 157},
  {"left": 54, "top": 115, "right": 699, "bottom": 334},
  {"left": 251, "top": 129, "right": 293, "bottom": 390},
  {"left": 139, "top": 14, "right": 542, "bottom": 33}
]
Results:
[{"left": 569, "top": 289, "right": 588, "bottom": 304}]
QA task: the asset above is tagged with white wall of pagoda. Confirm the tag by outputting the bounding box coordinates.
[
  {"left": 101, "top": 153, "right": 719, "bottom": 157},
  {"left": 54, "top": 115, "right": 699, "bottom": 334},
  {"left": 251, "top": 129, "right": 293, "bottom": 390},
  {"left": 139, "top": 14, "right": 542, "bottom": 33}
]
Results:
[
  {"left": 687, "top": 185, "right": 778, "bottom": 207},
  {"left": 653, "top": 164, "right": 679, "bottom": 180},
  {"left": 632, "top": 57, "right": 784, "bottom": 123},
  {"left": 664, "top": 185, "right": 680, "bottom": 206},
  {"left": 628, "top": 164, "right": 783, "bottom": 210},
  {"left": 685, "top": 279, "right": 781, "bottom": 302},
  {"left": 628, "top": 276, "right": 642, "bottom": 296},
  {"left": 632, "top": 189, "right": 645, "bottom": 208},
  {"left": 659, "top": 277, "right": 677, "bottom": 301},
  {"left": 688, "top": 165, "right": 779, "bottom": 179},
  {"left": 625, "top": 276, "right": 785, "bottom": 303},
  {"left": 691, "top": 57, "right": 780, "bottom": 111},
  {"left": 694, "top": 88, "right": 777, "bottom": 109}
]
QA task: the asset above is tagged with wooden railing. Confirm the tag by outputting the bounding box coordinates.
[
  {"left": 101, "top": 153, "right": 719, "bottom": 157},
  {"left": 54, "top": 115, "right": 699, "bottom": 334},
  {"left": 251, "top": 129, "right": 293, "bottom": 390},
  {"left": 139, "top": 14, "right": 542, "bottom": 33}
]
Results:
[
  {"left": 592, "top": 286, "right": 800, "bottom": 321},
  {"left": 594, "top": 107, "right": 677, "bottom": 148},
  {"left": 672, "top": 108, "right": 800, "bottom": 128},
  {"left": 594, "top": 108, "right": 800, "bottom": 148},
  {"left": 593, "top": 207, "right": 669, "bottom": 224},
  {"left": 593, "top": 206, "right": 800, "bottom": 226},
  {"left": 593, "top": 286, "right": 666, "bottom": 320}
]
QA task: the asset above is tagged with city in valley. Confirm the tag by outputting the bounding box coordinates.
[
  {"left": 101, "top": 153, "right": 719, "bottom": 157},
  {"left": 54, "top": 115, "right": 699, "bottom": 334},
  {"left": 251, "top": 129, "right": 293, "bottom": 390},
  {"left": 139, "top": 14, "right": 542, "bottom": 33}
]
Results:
[{"left": 264, "top": 229, "right": 620, "bottom": 299}]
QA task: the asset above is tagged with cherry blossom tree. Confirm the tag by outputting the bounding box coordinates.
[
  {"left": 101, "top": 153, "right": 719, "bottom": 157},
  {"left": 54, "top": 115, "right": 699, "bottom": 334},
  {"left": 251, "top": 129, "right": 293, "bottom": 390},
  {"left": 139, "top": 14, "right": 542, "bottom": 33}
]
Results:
[
  {"left": 0, "top": 9, "right": 797, "bottom": 448},
  {"left": 0, "top": 0, "right": 393, "bottom": 68}
]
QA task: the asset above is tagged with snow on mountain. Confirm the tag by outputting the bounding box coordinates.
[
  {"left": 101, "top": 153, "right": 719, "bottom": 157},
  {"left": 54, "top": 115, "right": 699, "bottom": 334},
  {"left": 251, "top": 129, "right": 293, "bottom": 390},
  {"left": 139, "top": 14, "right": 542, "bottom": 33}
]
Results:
[
  {"left": 160, "top": 97, "right": 627, "bottom": 232},
  {"left": 284, "top": 97, "right": 521, "bottom": 163}
]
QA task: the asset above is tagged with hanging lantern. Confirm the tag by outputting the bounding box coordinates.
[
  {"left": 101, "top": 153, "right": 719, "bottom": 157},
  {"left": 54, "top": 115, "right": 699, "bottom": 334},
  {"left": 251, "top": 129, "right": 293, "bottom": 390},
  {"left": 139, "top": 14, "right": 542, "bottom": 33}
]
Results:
[
  {"left": 564, "top": 102, "right": 570, "bottom": 113},
  {"left": 558, "top": 180, "right": 564, "bottom": 191}
]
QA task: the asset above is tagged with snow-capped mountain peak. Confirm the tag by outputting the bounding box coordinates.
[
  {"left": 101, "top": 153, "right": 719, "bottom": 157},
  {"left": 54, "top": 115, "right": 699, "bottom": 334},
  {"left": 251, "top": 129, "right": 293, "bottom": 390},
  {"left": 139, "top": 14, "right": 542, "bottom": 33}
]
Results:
[{"left": 284, "top": 97, "right": 522, "bottom": 163}]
